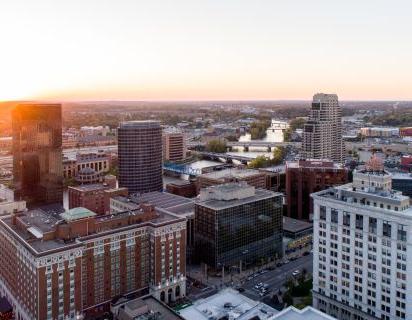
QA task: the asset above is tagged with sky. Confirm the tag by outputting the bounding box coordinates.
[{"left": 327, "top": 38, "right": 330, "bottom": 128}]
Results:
[{"left": 1, "top": 0, "right": 411, "bottom": 101}]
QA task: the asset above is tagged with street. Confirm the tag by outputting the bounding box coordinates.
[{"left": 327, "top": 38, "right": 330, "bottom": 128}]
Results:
[
  {"left": 240, "top": 253, "right": 313, "bottom": 301},
  {"left": 186, "top": 253, "right": 313, "bottom": 302}
]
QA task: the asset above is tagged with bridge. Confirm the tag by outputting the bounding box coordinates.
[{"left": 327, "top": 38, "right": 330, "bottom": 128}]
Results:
[
  {"left": 194, "top": 152, "right": 253, "bottom": 164},
  {"left": 162, "top": 162, "right": 202, "bottom": 176},
  {"left": 187, "top": 140, "right": 300, "bottom": 151}
]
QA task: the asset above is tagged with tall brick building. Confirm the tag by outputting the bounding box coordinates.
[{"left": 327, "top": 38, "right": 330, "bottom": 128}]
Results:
[
  {"left": 286, "top": 159, "right": 348, "bottom": 221},
  {"left": 0, "top": 204, "right": 186, "bottom": 319}
]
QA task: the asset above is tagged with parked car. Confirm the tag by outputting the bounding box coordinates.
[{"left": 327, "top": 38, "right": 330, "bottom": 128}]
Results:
[{"left": 292, "top": 270, "right": 300, "bottom": 276}]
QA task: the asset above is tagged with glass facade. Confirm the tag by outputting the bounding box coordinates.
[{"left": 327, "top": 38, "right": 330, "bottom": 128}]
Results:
[
  {"left": 12, "top": 104, "right": 63, "bottom": 207},
  {"left": 118, "top": 121, "right": 163, "bottom": 194},
  {"left": 195, "top": 194, "right": 283, "bottom": 268}
]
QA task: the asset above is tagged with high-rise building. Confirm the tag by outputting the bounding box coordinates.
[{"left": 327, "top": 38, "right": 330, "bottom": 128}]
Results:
[
  {"left": 118, "top": 121, "right": 163, "bottom": 194},
  {"left": 312, "top": 156, "right": 410, "bottom": 320},
  {"left": 0, "top": 203, "right": 186, "bottom": 319},
  {"left": 162, "top": 127, "right": 187, "bottom": 162},
  {"left": 302, "top": 93, "right": 344, "bottom": 163},
  {"left": 195, "top": 182, "right": 283, "bottom": 269},
  {"left": 286, "top": 159, "right": 348, "bottom": 221},
  {"left": 12, "top": 104, "right": 63, "bottom": 207}
]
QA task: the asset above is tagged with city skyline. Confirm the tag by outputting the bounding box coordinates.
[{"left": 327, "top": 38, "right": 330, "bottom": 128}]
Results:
[{"left": 1, "top": 0, "right": 412, "bottom": 101}]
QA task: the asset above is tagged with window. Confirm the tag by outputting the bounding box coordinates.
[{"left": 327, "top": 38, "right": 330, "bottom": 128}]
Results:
[
  {"left": 331, "top": 209, "right": 338, "bottom": 223},
  {"left": 355, "top": 214, "right": 363, "bottom": 230},
  {"left": 383, "top": 221, "right": 392, "bottom": 238},
  {"left": 398, "top": 224, "right": 407, "bottom": 242},
  {"left": 343, "top": 212, "right": 351, "bottom": 226},
  {"left": 369, "top": 217, "right": 377, "bottom": 234},
  {"left": 320, "top": 206, "right": 326, "bottom": 220}
]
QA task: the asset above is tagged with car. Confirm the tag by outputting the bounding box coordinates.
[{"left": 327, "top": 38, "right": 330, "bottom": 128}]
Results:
[
  {"left": 303, "top": 251, "right": 310, "bottom": 256},
  {"left": 262, "top": 283, "right": 269, "bottom": 289},
  {"left": 292, "top": 270, "right": 300, "bottom": 276},
  {"left": 247, "top": 276, "right": 253, "bottom": 281}
]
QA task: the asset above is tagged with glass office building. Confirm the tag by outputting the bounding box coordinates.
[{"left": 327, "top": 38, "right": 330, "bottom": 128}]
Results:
[
  {"left": 118, "top": 121, "right": 163, "bottom": 194},
  {"left": 12, "top": 104, "right": 63, "bottom": 207},
  {"left": 195, "top": 183, "right": 283, "bottom": 269}
]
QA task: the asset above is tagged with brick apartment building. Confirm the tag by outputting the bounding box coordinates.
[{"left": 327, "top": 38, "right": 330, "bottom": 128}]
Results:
[
  {"left": 0, "top": 204, "right": 186, "bottom": 320},
  {"left": 68, "top": 182, "right": 127, "bottom": 215},
  {"left": 286, "top": 159, "right": 348, "bottom": 220}
]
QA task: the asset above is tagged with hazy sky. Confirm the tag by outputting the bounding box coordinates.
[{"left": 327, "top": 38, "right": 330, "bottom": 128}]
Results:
[{"left": 1, "top": 0, "right": 411, "bottom": 101}]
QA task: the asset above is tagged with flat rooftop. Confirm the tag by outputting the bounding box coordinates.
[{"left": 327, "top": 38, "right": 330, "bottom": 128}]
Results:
[
  {"left": 131, "top": 191, "right": 193, "bottom": 209},
  {"left": 0, "top": 204, "right": 184, "bottom": 256},
  {"left": 179, "top": 288, "right": 278, "bottom": 320},
  {"left": 115, "top": 295, "right": 184, "bottom": 320},
  {"left": 198, "top": 168, "right": 263, "bottom": 180},
  {"left": 197, "top": 187, "right": 280, "bottom": 210},
  {"left": 69, "top": 183, "right": 108, "bottom": 192},
  {"left": 271, "top": 306, "right": 336, "bottom": 320},
  {"left": 314, "top": 183, "right": 412, "bottom": 216},
  {"left": 286, "top": 160, "right": 344, "bottom": 169},
  {"left": 283, "top": 217, "right": 313, "bottom": 234}
]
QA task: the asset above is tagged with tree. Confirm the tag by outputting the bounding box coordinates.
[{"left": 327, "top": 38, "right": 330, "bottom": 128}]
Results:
[
  {"left": 206, "top": 139, "right": 227, "bottom": 153},
  {"left": 250, "top": 120, "right": 271, "bottom": 140},
  {"left": 272, "top": 147, "right": 286, "bottom": 165},
  {"left": 248, "top": 155, "right": 272, "bottom": 169},
  {"left": 284, "top": 118, "right": 306, "bottom": 142}
]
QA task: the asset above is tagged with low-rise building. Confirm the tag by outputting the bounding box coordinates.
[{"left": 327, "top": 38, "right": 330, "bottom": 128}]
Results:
[
  {"left": 282, "top": 217, "right": 313, "bottom": 253},
  {"left": 360, "top": 127, "right": 399, "bottom": 137},
  {"left": 0, "top": 185, "right": 26, "bottom": 216},
  {"left": 111, "top": 295, "right": 184, "bottom": 320},
  {"left": 179, "top": 288, "right": 278, "bottom": 320},
  {"left": 196, "top": 168, "right": 267, "bottom": 193},
  {"left": 63, "top": 150, "right": 111, "bottom": 180}
]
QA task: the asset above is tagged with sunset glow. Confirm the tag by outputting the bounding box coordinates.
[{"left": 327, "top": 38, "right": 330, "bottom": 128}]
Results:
[{"left": 1, "top": 0, "right": 412, "bottom": 101}]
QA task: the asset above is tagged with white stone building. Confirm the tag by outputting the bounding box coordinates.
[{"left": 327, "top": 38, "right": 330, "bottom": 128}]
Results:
[{"left": 312, "top": 157, "right": 410, "bottom": 320}]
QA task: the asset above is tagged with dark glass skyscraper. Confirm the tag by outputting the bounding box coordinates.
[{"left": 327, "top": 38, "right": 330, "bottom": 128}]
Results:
[
  {"left": 118, "top": 121, "right": 163, "bottom": 194},
  {"left": 12, "top": 104, "right": 63, "bottom": 207}
]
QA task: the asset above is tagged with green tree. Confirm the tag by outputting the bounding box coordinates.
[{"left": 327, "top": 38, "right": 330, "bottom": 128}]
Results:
[
  {"left": 248, "top": 155, "right": 272, "bottom": 169},
  {"left": 250, "top": 120, "right": 270, "bottom": 140},
  {"left": 272, "top": 146, "right": 286, "bottom": 165},
  {"left": 206, "top": 139, "right": 227, "bottom": 153},
  {"left": 284, "top": 118, "right": 306, "bottom": 142}
]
